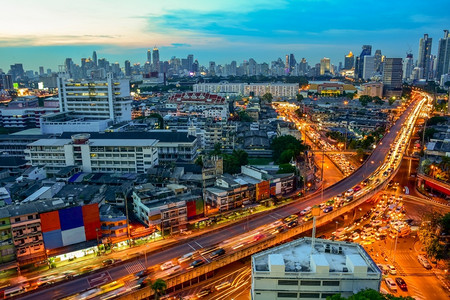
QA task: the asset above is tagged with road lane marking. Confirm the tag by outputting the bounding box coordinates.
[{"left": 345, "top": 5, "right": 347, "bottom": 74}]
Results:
[{"left": 187, "top": 243, "right": 197, "bottom": 251}]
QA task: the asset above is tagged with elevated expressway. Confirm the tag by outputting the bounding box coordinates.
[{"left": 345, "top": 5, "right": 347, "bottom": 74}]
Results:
[{"left": 20, "top": 95, "right": 429, "bottom": 300}]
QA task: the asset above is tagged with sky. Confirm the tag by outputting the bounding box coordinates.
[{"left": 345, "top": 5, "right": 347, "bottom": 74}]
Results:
[{"left": 0, "top": 0, "right": 449, "bottom": 71}]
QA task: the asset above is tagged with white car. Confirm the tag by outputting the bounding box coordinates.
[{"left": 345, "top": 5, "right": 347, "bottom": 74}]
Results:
[
  {"left": 384, "top": 278, "right": 397, "bottom": 292},
  {"left": 178, "top": 252, "right": 195, "bottom": 264},
  {"left": 387, "top": 265, "right": 397, "bottom": 275},
  {"left": 160, "top": 260, "right": 175, "bottom": 270}
]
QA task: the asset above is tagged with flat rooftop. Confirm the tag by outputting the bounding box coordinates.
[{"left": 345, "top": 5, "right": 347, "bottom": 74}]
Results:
[{"left": 253, "top": 237, "right": 379, "bottom": 275}]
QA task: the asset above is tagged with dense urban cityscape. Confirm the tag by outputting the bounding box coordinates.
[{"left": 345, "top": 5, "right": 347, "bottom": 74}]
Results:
[{"left": 0, "top": 1, "right": 450, "bottom": 300}]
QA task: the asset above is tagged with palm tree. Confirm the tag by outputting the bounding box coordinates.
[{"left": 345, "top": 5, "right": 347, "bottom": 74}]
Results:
[{"left": 151, "top": 278, "right": 167, "bottom": 300}]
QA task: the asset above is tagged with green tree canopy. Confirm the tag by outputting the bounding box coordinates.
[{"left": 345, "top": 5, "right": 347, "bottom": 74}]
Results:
[
  {"left": 151, "top": 278, "right": 167, "bottom": 300},
  {"left": 238, "top": 110, "right": 254, "bottom": 122},
  {"left": 278, "top": 163, "right": 296, "bottom": 174},
  {"left": 358, "top": 95, "right": 373, "bottom": 107},
  {"left": 261, "top": 92, "right": 273, "bottom": 104},
  {"left": 327, "top": 289, "right": 415, "bottom": 300},
  {"left": 296, "top": 94, "right": 304, "bottom": 102},
  {"left": 271, "top": 135, "right": 307, "bottom": 164}
]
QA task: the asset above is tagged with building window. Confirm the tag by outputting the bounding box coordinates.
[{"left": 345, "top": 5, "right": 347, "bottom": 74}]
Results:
[
  {"left": 28, "top": 215, "right": 33, "bottom": 220},
  {"left": 321, "top": 293, "right": 336, "bottom": 298},
  {"left": 15, "top": 218, "right": 20, "bottom": 222},
  {"left": 278, "top": 280, "right": 298, "bottom": 285},
  {"left": 322, "top": 281, "right": 339, "bottom": 286},
  {"left": 277, "top": 292, "right": 297, "bottom": 298},
  {"left": 299, "top": 293, "right": 320, "bottom": 298},
  {"left": 300, "top": 280, "right": 321, "bottom": 286}
]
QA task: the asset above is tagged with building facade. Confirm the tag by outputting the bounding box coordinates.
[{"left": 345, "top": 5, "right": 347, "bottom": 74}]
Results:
[
  {"left": 436, "top": 30, "right": 450, "bottom": 80},
  {"left": 251, "top": 238, "right": 382, "bottom": 300},
  {"left": 383, "top": 58, "right": 403, "bottom": 98},
  {"left": 245, "top": 83, "right": 299, "bottom": 98},
  {"left": 57, "top": 73, "right": 132, "bottom": 123},
  {"left": 418, "top": 34, "right": 433, "bottom": 80}
]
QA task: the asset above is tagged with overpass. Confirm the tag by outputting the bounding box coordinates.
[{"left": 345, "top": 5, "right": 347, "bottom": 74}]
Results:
[
  {"left": 19, "top": 96, "right": 429, "bottom": 300},
  {"left": 417, "top": 173, "right": 450, "bottom": 196}
]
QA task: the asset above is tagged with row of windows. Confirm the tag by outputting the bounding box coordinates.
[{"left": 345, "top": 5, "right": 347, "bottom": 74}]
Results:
[
  {"left": 278, "top": 280, "right": 340, "bottom": 287},
  {"left": 277, "top": 292, "right": 335, "bottom": 298}
]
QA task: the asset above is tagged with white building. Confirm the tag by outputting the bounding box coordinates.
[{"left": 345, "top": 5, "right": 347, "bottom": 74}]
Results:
[
  {"left": 167, "top": 92, "right": 229, "bottom": 120},
  {"left": 193, "top": 82, "right": 245, "bottom": 96},
  {"left": 57, "top": 73, "right": 132, "bottom": 123},
  {"left": 40, "top": 112, "right": 111, "bottom": 134},
  {"left": 245, "top": 83, "right": 298, "bottom": 98},
  {"left": 25, "top": 133, "right": 158, "bottom": 175},
  {"left": 362, "top": 56, "right": 376, "bottom": 80},
  {"left": 251, "top": 237, "right": 381, "bottom": 300}
]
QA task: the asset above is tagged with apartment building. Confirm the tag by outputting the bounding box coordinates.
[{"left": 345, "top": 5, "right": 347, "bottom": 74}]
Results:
[
  {"left": 167, "top": 92, "right": 229, "bottom": 120},
  {"left": 251, "top": 238, "right": 381, "bottom": 300},
  {"left": 57, "top": 73, "right": 132, "bottom": 123},
  {"left": 0, "top": 209, "right": 14, "bottom": 263},
  {"left": 193, "top": 82, "right": 245, "bottom": 96},
  {"left": 245, "top": 83, "right": 299, "bottom": 98}
]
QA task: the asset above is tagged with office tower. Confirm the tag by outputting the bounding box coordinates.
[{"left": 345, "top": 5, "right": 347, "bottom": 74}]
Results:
[
  {"left": 299, "top": 58, "right": 308, "bottom": 75},
  {"left": 363, "top": 56, "right": 375, "bottom": 80},
  {"left": 285, "top": 55, "right": 290, "bottom": 74},
  {"left": 152, "top": 46, "right": 160, "bottom": 73},
  {"left": 147, "top": 49, "right": 152, "bottom": 64},
  {"left": 355, "top": 45, "right": 372, "bottom": 79},
  {"left": 383, "top": 58, "right": 403, "bottom": 97},
  {"left": 92, "top": 51, "right": 97, "bottom": 67},
  {"left": 0, "top": 74, "right": 13, "bottom": 90},
  {"left": 374, "top": 50, "right": 382, "bottom": 72},
  {"left": 38, "top": 66, "right": 44, "bottom": 76},
  {"left": 344, "top": 51, "right": 354, "bottom": 70},
  {"left": 418, "top": 34, "right": 433, "bottom": 80},
  {"left": 230, "top": 61, "right": 237, "bottom": 76},
  {"left": 9, "top": 63, "right": 24, "bottom": 80},
  {"left": 187, "top": 54, "right": 194, "bottom": 72},
  {"left": 112, "top": 62, "right": 120, "bottom": 76},
  {"left": 192, "top": 60, "right": 199, "bottom": 73},
  {"left": 124, "top": 60, "right": 131, "bottom": 76},
  {"left": 320, "top": 58, "right": 331, "bottom": 75},
  {"left": 289, "top": 54, "right": 297, "bottom": 74},
  {"left": 436, "top": 30, "right": 450, "bottom": 80},
  {"left": 57, "top": 73, "right": 132, "bottom": 122},
  {"left": 403, "top": 53, "right": 414, "bottom": 81},
  {"left": 209, "top": 61, "right": 216, "bottom": 75}
]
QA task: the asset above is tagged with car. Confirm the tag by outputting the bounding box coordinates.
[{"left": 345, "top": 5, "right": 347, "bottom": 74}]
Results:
[
  {"left": 215, "top": 281, "right": 231, "bottom": 291},
  {"left": 197, "top": 288, "right": 212, "bottom": 298},
  {"left": 210, "top": 248, "right": 225, "bottom": 259},
  {"left": 102, "top": 259, "right": 115, "bottom": 266},
  {"left": 299, "top": 206, "right": 311, "bottom": 216},
  {"left": 353, "top": 186, "right": 362, "bottom": 192},
  {"left": 189, "top": 259, "right": 204, "bottom": 268},
  {"left": 417, "top": 255, "right": 432, "bottom": 270},
  {"left": 80, "top": 265, "right": 96, "bottom": 273},
  {"left": 160, "top": 260, "right": 176, "bottom": 270},
  {"left": 384, "top": 278, "right": 397, "bottom": 292},
  {"left": 287, "top": 220, "right": 298, "bottom": 228},
  {"left": 303, "top": 214, "right": 313, "bottom": 222},
  {"left": 36, "top": 275, "right": 57, "bottom": 287},
  {"left": 136, "top": 269, "right": 151, "bottom": 278},
  {"left": 178, "top": 252, "right": 195, "bottom": 264},
  {"left": 274, "top": 225, "right": 285, "bottom": 233},
  {"left": 395, "top": 277, "right": 407, "bottom": 290},
  {"left": 323, "top": 206, "right": 333, "bottom": 213},
  {"left": 63, "top": 270, "right": 76, "bottom": 279},
  {"left": 387, "top": 265, "right": 397, "bottom": 275}
]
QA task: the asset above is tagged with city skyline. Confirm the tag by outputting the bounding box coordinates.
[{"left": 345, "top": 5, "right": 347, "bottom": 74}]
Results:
[{"left": 1, "top": 0, "right": 449, "bottom": 70}]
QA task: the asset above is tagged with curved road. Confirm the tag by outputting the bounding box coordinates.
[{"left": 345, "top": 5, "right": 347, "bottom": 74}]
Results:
[{"left": 20, "top": 99, "right": 421, "bottom": 300}]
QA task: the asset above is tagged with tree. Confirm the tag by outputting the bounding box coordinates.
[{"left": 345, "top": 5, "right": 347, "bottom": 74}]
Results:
[
  {"left": 148, "top": 113, "right": 164, "bottom": 129},
  {"left": 388, "top": 97, "right": 396, "bottom": 105},
  {"left": 426, "top": 116, "right": 447, "bottom": 126},
  {"left": 327, "top": 289, "right": 415, "bottom": 300},
  {"left": 150, "top": 278, "right": 167, "bottom": 300},
  {"left": 358, "top": 95, "right": 373, "bottom": 107},
  {"left": 296, "top": 94, "right": 304, "bottom": 102},
  {"left": 373, "top": 96, "right": 384, "bottom": 105},
  {"left": 278, "top": 163, "right": 296, "bottom": 174},
  {"left": 238, "top": 110, "right": 253, "bottom": 122},
  {"left": 210, "top": 143, "right": 222, "bottom": 156},
  {"left": 346, "top": 92, "right": 356, "bottom": 100},
  {"left": 270, "top": 135, "right": 307, "bottom": 164},
  {"left": 195, "top": 156, "right": 203, "bottom": 167},
  {"left": 279, "top": 149, "right": 295, "bottom": 164},
  {"left": 261, "top": 92, "right": 273, "bottom": 104}
]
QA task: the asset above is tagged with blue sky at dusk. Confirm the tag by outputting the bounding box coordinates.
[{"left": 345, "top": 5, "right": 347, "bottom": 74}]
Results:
[{"left": 0, "top": 0, "right": 449, "bottom": 71}]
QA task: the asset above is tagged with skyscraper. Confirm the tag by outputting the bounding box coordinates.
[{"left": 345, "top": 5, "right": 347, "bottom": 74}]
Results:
[
  {"left": 289, "top": 54, "right": 297, "bottom": 74},
  {"left": 374, "top": 50, "right": 382, "bottom": 72},
  {"left": 209, "top": 61, "right": 216, "bottom": 75},
  {"left": 355, "top": 45, "right": 372, "bottom": 80},
  {"left": 436, "top": 30, "right": 450, "bottom": 80},
  {"left": 418, "top": 34, "right": 433, "bottom": 80},
  {"left": 92, "top": 51, "right": 97, "bottom": 67},
  {"left": 403, "top": 53, "right": 414, "bottom": 82},
  {"left": 152, "top": 47, "right": 160, "bottom": 73},
  {"left": 39, "top": 66, "right": 44, "bottom": 76},
  {"left": 320, "top": 58, "right": 331, "bottom": 75},
  {"left": 147, "top": 49, "right": 152, "bottom": 64},
  {"left": 124, "top": 60, "right": 131, "bottom": 76},
  {"left": 344, "top": 51, "right": 354, "bottom": 70},
  {"left": 187, "top": 54, "right": 194, "bottom": 72},
  {"left": 383, "top": 58, "right": 403, "bottom": 97},
  {"left": 363, "top": 56, "right": 375, "bottom": 80},
  {"left": 299, "top": 58, "right": 308, "bottom": 75}
]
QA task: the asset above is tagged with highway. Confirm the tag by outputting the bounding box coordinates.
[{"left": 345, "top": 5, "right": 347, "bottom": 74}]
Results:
[{"left": 18, "top": 94, "right": 427, "bottom": 300}]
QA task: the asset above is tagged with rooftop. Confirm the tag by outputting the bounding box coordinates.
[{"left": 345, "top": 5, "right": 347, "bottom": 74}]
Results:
[{"left": 253, "top": 237, "right": 379, "bottom": 276}]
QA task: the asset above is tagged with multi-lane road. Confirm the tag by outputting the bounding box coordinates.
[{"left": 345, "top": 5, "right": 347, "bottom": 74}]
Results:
[{"left": 19, "top": 94, "right": 428, "bottom": 299}]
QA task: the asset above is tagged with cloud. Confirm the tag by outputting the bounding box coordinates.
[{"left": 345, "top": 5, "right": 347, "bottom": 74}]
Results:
[{"left": 171, "top": 43, "right": 191, "bottom": 48}]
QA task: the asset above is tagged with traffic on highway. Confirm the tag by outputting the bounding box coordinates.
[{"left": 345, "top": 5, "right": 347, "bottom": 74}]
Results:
[{"left": 12, "top": 93, "right": 430, "bottom": 300}]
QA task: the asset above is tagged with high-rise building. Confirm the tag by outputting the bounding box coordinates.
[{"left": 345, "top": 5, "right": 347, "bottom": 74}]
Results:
[
  {"left": 124, "top": 60, "right": 131, "bottom": 76},
  {"left": 152, "top": 47, "right": 160, "bottom": 73},
  {"left": 39, "top": 66, "right": 44, "bottom": 76},
  {"left": 355, "top": 45, "right": 372, "bottom": 79},
  {"left": 436, "top": 30, "right": 450, "bottom": 80},
  {"left": 418, "top": 34, "right": 433, "bottom": 80},
  {"left": 299, "top": 58, "right": 308, "bottom": 75},
  {"left": 374, "top": 50, "right": 382, "bottom": 72},
  {"left": 146, "top": 49, "right": 151, "bottom": 64},
  {"left": 57, "top": 73, "right": 132, "bottom": 122},
  {"left": 9, "top": 63, "right": 24, "bottom": 80},
  {"left": 0, "top": 74, "right": 13, "bottom": 90},
  {"left": 320, "top": 58, "right": 331, "bottom": 75},
  {"left": 362, "top": 56, "right": 375, "bottom": 80},
  {"left": 209, "top": 61, "right": 216, "bottom": 75},
  {"left": 403, "top": 53, "right": 414, "bottom": 82},
  {"left": 187, "top": 54, "right": 194, "bottom": 72},
  {"left": 344, "top": 51, "right": 354, "bottom": 70},
  {"left": 383, "top": 58, "right": 403, "bottom": 97},
  {"left": 92, "top": 51, "right": 97, "bottom": 67},
  {"left": 285, "top": 55, "right": 290, "bottom": 75},
  {"left": 289, "top": 54, "right": 297, "bottom": 74}
]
